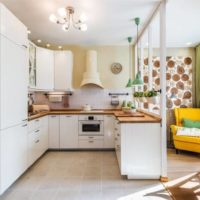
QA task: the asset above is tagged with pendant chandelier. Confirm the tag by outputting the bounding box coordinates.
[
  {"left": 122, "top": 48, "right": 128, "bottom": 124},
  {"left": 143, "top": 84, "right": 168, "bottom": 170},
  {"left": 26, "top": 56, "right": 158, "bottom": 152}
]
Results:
[
  {"left": 49, "top": 6, "right": 88, "bottom": 32},
  {"left": 132, "top": 17, "right": 143, "bottom": 85}
]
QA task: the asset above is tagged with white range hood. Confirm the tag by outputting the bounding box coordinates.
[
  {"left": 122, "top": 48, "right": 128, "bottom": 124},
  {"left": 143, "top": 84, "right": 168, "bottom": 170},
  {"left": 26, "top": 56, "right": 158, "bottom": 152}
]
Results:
[{"left": 80, "top": 50, "right": 103, "bottom": 88}]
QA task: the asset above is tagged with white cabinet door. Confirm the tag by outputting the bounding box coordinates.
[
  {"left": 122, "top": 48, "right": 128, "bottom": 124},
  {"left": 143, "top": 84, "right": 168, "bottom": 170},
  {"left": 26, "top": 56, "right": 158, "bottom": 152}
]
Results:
[
  {"left": 104, "top": 115, "right": 115, "bottom": 148},
  {"left": 0, "top": 3, "right": 27, "bottom": 46},
  {"left": 36, "top": 47, "right": 54, "bottom": 90},
  {"left": 40, "top": 116, "right": 49, "bottom": 153},
  {"left": 28, "top": 129, "right": 40, "bottom": 167},
  {"left": 0, "top": 123, "right": 28, "bottom": 194},
  {"left": 48, "top": 115, "right": 60, "bottom": 149},
  {"left": 54, "top": 51, "right": 73, "bottom": 91},
  {"left": 60, "top": 115, "right": 78, "bottom": 149},
  {"left": 0, "top": 36, "right": 28, "bottom": 129}
]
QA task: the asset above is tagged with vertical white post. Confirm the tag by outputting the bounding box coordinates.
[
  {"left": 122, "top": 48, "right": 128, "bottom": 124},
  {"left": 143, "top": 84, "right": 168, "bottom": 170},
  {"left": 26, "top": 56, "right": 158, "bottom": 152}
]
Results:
[
  {"left": 134, "top": 44, "right": 138, "bottom": 77},
  {"left": 129, "top": 44, "right": 133, "bottom": 80},
  {"left": 148, "top": 25, "right": 153, "bottom": 90},
  {"left": 140, "top": 40, "right": 144, "bottom": 109},
  {"left": 148, "top": 25, "right": 153, "bottom": 112},
  {"left": 140, "top": 40, "right": 144, "bottom": 81},
  {"left": 160, "top": 0, "right": 167, "bottom": 179}
]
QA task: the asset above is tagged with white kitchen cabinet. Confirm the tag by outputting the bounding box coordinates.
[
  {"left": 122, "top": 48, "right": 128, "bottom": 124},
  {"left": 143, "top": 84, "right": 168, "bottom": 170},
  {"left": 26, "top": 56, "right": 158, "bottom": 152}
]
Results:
[
  {"left": 0, "top": 3, "right": 28, "bottom": 130},
  {"left": 60, "top": 115, "right": 78, "bottom": 149},
  {"left": 36, "top": 47, "right": 54, "bottom": 90},
  {"left": 0, "top": 3, "right": 28, "bottom": 47},
  {"left": 40, "top": 116, "right": 49, "bottom": 153},
  {"left": 48, "top": 115, "right": 60, "bottom": 149},
  {"left": 0, "top": 35, "right": 28, "bottom": 130},
  {"left": 116, "top": 122, "right": 161, "bottom": 179},
  {"left": 54, "top": 51, "right": 73, "bottom": 91},
  {"left": 0, "top": 123, "right": 28, "bottom": 194},
  {"left": 104, "top": 115, "right": 115, "bottom": 148},
  {"left": 28, "top": 116, "right": 49, "bottom": 167}
]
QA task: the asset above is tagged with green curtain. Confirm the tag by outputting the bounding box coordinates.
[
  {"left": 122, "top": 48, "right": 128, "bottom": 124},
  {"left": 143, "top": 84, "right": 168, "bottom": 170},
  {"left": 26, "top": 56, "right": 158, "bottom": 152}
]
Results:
[{"left": 195, "top": 45, "right": 200, "bottom": 107}]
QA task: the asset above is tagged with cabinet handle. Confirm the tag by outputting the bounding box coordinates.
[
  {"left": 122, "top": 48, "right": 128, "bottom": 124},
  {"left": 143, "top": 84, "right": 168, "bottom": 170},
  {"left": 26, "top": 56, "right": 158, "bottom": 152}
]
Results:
[
  {"left": 51, "top": 116, "right": 56, "bottom": 118},
  {"left": 88, "top": 136, "right": 94, "bottom": 139},
  {"left": 35, "top": 140, "right": 39, "bottom": 143},
  {"left": 89, "top": 140, "right": 94, "bottom": 143},
  {"left": 22, "top": 119, "right": 27, "bottom": 122},
  {"left": 22, "top": 124, "right": 27, "bottom": 127},
  {"left": 22, "top": 44, "right": 28, "bottom": 49},
  {"left": 65, "top": 116, "right": 71, "bottom": 118},
  {"left": 115, "top": 128, "right": 118, "bottom": 131},
  {"left": 117, "top": 133, "right": 120, "bottom": 137},
  {"left": 35, "top": 130, "right": 39, "bottom": 133},
  {"left": 35, "top": 119, "right": 40, "bottom": 122},
  {"left": 115, "top": 137, "right": 117, "bottom": 141}
]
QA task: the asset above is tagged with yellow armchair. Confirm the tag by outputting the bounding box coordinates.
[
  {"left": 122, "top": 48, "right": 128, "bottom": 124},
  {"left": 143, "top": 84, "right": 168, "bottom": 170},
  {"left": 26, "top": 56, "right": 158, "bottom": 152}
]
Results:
[{"left": 170, "top": 108, "right": 200, "bottom": 154}]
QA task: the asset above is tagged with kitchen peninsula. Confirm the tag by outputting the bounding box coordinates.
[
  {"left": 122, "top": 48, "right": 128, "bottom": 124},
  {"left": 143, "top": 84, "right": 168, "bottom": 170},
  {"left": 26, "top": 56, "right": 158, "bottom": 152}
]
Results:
[{"left": 28, "top": 109, "right": 161, "bottom": 179}]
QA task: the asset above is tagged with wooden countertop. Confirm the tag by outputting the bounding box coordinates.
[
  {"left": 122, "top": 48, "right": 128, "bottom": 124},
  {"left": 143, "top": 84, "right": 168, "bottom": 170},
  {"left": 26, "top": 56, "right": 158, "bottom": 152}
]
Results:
[{"left": 28, "top": 109, "right": 161, "bottom": 123}]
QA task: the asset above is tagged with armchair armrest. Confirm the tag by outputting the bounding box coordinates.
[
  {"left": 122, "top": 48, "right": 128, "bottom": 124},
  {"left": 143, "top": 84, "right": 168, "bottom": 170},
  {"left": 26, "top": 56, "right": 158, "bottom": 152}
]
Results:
[{"left": 170, "top": 125, "right": 179, "bottom": 136}]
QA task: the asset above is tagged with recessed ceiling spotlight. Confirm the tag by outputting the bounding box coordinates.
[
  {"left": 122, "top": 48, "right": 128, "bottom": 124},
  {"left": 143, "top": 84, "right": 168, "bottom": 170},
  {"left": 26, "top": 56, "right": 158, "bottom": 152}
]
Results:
[
  {"left": 46, "top": 44, "right": 51, "bottom": 47},
  {"left": 37, "top": 39, "right": 42, "bottom": 43},
  {"left": 27, "top": 30, "right": 31, "bottom": 34},
  {"left": 186, "top": 42, "right": 192, "bottom": 46},
  {"left": 58, "top": 46, "right": 62, "bottom": 49}
]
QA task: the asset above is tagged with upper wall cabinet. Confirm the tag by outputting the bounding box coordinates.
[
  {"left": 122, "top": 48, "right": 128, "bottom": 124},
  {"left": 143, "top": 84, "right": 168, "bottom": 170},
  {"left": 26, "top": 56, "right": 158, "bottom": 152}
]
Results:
[
  {"left": 36, "top": 47, "right": 54, "bottom": 90},
  {"left": 54, "top": 51, "right": 73, "bottom": 91},
  {"left": 29, "top": 42, "right": 36, "bottom": 88},
  {"left": 0, "top": 4, "right": 28, "bottom": 47}
]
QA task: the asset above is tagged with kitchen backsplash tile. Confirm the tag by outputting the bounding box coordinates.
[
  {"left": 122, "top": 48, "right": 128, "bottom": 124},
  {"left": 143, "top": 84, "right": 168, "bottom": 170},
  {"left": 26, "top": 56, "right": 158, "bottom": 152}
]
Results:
[{"left": 30, "top": 87, "right": 132, "bottom": 110}]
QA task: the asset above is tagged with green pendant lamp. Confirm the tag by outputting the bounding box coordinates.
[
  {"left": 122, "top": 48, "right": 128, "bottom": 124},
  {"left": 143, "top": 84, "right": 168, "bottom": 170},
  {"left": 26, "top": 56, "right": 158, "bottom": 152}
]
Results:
[
  {"left": 126, "top": 37, "right": 133, "bottom": 87},
  {"left": 132, "top": 17, "right": 143, "bottom": 86}
]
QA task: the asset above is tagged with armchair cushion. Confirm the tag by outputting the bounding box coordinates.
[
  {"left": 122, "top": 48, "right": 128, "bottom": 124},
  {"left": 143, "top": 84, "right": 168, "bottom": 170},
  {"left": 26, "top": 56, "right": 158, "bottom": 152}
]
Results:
[
  {"left": 176, "top": 127, "right": 200, "bottom": 137},
  {"left": 182, "top": 118, "right": 200, "bottom": 128}
]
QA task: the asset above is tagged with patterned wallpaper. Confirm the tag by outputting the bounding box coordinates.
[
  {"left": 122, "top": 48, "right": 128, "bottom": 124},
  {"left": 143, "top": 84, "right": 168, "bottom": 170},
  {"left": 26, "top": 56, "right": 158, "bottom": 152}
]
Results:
[{"left": 143, "top": 56, "right": 193, "bottom": 110}]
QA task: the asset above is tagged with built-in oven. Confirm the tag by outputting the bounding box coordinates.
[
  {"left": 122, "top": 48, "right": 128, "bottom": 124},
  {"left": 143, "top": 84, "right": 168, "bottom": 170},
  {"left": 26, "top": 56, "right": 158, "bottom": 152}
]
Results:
[{"left": 78, "top": 115, "right": 104, "bottom": 136}]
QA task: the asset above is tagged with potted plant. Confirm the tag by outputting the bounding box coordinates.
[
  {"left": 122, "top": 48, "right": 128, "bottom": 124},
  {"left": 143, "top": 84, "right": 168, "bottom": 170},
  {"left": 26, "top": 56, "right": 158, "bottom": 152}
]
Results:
[{"left": 146, "top": 90, "right": 159, "bottom": 104}]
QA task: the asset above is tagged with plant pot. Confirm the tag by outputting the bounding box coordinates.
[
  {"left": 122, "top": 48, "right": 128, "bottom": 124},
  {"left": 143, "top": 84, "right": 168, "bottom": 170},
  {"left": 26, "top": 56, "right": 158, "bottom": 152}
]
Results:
[{"left": 147, "top": 96, "right": 159, "bottom": 104}]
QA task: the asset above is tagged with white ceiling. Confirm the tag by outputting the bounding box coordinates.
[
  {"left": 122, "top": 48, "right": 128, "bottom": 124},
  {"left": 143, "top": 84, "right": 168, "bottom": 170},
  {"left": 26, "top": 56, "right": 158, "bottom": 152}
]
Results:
[
  {"left": 0, "top": 0, "right": 199, "bottom": 47},
  {"left": 0, "top": 0, "right": 160, "bottom": 45}
]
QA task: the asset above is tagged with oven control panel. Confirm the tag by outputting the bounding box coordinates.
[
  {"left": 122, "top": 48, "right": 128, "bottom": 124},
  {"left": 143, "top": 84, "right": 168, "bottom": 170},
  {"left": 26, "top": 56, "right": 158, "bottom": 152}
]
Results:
[{"left": 79, "top": 115, "right": 104, "bottom": 121}]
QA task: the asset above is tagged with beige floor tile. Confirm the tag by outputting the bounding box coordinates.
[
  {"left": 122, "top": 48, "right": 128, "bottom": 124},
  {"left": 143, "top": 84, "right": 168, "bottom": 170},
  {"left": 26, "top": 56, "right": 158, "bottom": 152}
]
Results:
[
  {"left": 54, "top": 189, "right": 80, "bottom": 200},
  {"left": 80, "top": 176, "right": 101, "bottom": 191},
  {"left": 84, "top": 166, "right": 101, "bottom": 177},
  {"left": 78, "top": 190, "right": 102, "bottom": 200},
  {"left": 38, "top": 177, "right": 61, "bottom": 190},
  {"left": 30, "top": 189, "right": 57, "bottom": 200},
  {"left": 101, "top": 165, "right": 121, "bottom": 177},
  {"left": 0, "top": 190, "right": 34, "bottom": 200},
  {"left": 58, "top": 177, "right": 82, "bottom": 191}
]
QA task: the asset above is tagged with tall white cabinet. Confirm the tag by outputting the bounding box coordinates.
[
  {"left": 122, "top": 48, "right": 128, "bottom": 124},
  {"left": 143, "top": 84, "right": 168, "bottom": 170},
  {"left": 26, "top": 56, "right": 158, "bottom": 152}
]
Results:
[
  {"left": 0, "top": 3, "right": 28, "bottom": 194},
  {"left": 54, "top": 51, "right": 73, "bottom": 91},
  {"left": 36, "top": 47, "right": 54, "bottom": 90}
]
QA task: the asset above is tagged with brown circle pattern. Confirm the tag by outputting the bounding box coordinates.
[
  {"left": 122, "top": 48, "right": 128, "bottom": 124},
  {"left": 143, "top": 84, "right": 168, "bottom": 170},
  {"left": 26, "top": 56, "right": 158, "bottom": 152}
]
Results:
[{"left": 143, "top": 56, "right": 192, "bottom": 110}]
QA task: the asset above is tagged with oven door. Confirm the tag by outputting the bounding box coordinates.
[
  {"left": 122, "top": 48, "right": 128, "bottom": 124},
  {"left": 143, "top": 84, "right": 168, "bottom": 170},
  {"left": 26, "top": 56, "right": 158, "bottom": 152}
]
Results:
[{"left": 79, "top": 120, "right": 103, "bottom": 136}]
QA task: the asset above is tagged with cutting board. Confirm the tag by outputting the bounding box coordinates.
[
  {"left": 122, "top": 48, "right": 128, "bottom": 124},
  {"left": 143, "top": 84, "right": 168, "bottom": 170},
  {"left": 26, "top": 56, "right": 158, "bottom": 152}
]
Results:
[{"left": 115, "top": 111, "right": 145, "bottom": 117}]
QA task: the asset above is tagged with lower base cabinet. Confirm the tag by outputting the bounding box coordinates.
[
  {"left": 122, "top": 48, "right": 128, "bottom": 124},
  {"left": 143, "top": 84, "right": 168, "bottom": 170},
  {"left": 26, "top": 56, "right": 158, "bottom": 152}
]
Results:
[
  {"left": 115, "top": 120, "right": 161, "bottom": 179},
  {"left": 28, "top": 116, "right": 48, "bottom": 167},
  {"left": 78, "top": 136, "right": 104, "bottom": 149},
  {"left": 48, "top": 115, "right": 60, "bottom": 149},
  {"left": 60, "top": 115, "right": 78, "bottom": 149},
  {"left": 0, "top": 123, "right": 28, "bottom": 194}
]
